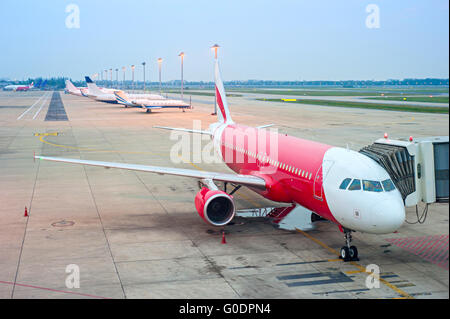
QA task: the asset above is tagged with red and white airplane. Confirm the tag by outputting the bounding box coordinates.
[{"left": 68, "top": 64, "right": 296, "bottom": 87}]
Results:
[
  {"left": 3, "top": 82, "right": 34, "bottom": 91},
  {"left": 36, "top": 60, "right": 405, "bottom": 261}
]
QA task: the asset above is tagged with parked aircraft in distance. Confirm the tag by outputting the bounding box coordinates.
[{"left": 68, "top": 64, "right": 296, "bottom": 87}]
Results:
[
  {"left": 84, "top": 77, "right": 167, "bottom": 104},
  {"left": 3, "top": 82, "right": 34, "bottom": 91},
  {"left": 65, "top": 80, "right": 87, "bottom": 97},
  {"left": 36, "top": 60, "right": 405, "bottom": 261},
  {"left": 114, "top": 90, "right": 190, "bottom": 113}
]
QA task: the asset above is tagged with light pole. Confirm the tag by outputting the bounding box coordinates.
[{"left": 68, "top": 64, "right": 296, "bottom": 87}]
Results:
[
  {"left": 178, "top": 52, "right": 184, "bottom": 101},
  {"left": 142, "top": 62, "right": 146, "bottom": 92},
  {"left": 211, "top": 44, "right": 220, "bottom": 115},
  {"left": 109, "top": 68, "right": 112, "bottom": 86},
  {"left": 157, "top": 58, "right": 163, "bottom": 95},
  {"left": 104, "top": 70, "right": 108, "bottom": 87},
  {"left": 122, "top": 66, "right": 126, "bottom": 89},
  {"left": 131, "top": 65, "right": 135, "bottom": 92},
  {"left": 115, "top": 68, "right": 119, "bottom": 86},
  {"left": 100, "top": 70, "right": 103, "bottom": 83}
]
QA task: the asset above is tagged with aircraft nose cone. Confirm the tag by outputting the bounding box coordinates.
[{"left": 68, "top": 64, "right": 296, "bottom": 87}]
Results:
[{"left": 371, "top": 199, "right": 405, "bottom": 233}]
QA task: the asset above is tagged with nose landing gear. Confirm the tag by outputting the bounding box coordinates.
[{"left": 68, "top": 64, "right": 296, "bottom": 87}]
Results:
[{"left": 340, "top": 229, "right": 359, "bottom": 262}]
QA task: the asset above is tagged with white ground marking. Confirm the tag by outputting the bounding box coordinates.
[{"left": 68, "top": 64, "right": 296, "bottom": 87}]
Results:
[
  {"left": 16, "top": 93, "right": 47, "bottom": 120},
  {"left": 32, "top": 92, "right": 51, "bottom": 120}
]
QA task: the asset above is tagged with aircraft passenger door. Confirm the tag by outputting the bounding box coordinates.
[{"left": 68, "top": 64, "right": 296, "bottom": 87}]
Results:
[
  {"left": 313, "top": 165, "right": 323, "bottom": 201},
  {"left": 314, "top": 160, "right": 335, "bottom": 201}
]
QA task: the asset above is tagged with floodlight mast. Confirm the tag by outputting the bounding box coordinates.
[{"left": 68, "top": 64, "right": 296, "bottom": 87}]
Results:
[
  {"left": 142, "top": 62, "right": 146, "bottom": 92},
  {"left": 158, "top": 58, "right": 163, "bottom": 95},
  {"left": 131, "top": 65, "right": 135, "bottom": 92},
  {"left": 122, "top": 66, "right": 126, "bottom": 89},
  {"left": 178, "top": 52, "right": 184, "bottom": 101}
]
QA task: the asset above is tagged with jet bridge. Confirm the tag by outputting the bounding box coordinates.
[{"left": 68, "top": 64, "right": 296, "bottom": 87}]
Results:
[{"left": 360, "top": 136, "right": 449, "bottom": 207}]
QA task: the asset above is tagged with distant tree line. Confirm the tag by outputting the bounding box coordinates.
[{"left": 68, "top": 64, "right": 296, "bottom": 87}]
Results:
[{"left": 2, "top": 77, "right": 448, "bottom": 89}]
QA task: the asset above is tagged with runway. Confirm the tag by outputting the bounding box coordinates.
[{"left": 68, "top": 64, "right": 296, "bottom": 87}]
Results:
[{"left": 0, "top": 90, "right": 448, "bottom": 299}]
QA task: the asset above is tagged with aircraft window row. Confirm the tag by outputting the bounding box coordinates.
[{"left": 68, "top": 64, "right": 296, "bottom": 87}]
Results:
[
  {"left": 339, "top": 178, "right": 396, "bottom": 192},
  {"left": 222, "top": 141, "right": 313, "bottom": 180}
]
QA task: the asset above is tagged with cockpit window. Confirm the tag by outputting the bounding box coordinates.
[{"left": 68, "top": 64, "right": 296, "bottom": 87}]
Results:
[
  {"left": 348, "top": 179, "right": 361, "bottom": 191},
  {"left": 382, "top": 179, "right": 396, "bottom": 192},
  {"left": 362, "top": 180, "right": 383, "bottom": 192},
  {"left": 339, "top": 178, "right": 352, "bottom": 190}
]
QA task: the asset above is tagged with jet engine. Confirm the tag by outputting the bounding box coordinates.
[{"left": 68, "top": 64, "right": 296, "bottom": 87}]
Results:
[{"left": 194, "top": 187, "right": 236, "bottom": 226}]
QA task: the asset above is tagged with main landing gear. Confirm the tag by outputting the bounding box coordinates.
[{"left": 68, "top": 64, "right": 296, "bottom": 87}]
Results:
[{"left": 340, "top": 229, "right": 359, "bottom": 262}]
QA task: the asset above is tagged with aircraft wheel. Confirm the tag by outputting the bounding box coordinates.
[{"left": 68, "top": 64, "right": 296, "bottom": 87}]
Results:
[
  {"left": 340, "top": 247, "right": 350, "bottom": 260},
  {"left": 349, "top": 246, "right": 359, "bottom": 260}
]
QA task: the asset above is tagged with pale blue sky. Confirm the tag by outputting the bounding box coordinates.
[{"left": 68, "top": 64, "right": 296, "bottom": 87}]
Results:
[{"left": 0, "top": 0, "right": 448, "bottom": 81}]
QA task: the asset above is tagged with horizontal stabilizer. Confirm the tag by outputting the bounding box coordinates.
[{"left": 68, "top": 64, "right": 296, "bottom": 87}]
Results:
[
  {"left": 153, "top": 126, "right": 212, "bottom": 135},
  {"left": 256, "top": 124, "right": 274, "bottom": 129}
]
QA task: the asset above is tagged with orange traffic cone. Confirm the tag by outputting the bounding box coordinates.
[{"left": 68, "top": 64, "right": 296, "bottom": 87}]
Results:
[
  {"left": 24, "top": 207, "right": 28, "bottom": 217},
  {"left": 221, "top": 231, "right": 227, "bottom": 244}
]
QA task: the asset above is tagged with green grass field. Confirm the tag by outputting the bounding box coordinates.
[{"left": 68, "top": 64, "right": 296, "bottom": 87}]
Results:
[
  {"left": 257, "top": 98, "right": 449, "bottom": 114},
  {"left": 231, "top": 89, "right": 393, "bottom": 96},
  {"left": 166, "top": 90, "right": 242, "bottom": 97},
  {"left": 364, "top": 96, "right": 449, "bottom": 103},
  {"left": 230, "top": 87, "right": 449, "bottom": 97}
]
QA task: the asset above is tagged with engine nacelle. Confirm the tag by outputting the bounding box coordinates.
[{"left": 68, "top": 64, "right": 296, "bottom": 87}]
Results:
[{"left": 195, "top": 187, "right": 235, "bottom": 226}]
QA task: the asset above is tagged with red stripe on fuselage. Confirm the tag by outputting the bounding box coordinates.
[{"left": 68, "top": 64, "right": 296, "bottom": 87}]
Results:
[
  {"left": 215, "top": 86, "right": 227, "bottom": 121},
  {"left": 219, "top": 124, "right": 337, "bottom": 223}
]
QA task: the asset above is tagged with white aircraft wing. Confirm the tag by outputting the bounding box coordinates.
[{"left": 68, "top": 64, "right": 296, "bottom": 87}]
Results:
[{"left": 35, "top": 156, "right": 266, "bottom": 189}]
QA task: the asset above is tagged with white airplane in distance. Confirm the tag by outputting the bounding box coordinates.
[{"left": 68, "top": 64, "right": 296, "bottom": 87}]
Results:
[
  {"left": 3, "top": 82, "right": 34, "bottom": 91},
  {"left": 65, "top": 80, "right": 87, "bottom": 97},
  {"left": 114, "top": 91, "right": 190, "bottom": 112},
  {"left": 84, "top": 76, "right": 118, "bottom": 102},
  {"left": 85, "top": 77, "right": 166, "bottom": 104}
]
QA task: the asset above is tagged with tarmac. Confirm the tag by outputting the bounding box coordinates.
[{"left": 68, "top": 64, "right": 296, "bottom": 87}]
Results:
[{"left": 0, "top": 90, "right": 448, "bottom": 299}]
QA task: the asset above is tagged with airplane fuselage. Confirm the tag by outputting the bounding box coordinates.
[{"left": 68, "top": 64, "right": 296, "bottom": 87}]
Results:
[
  {"left": 211, "top": 122, "right": 405, "bottom": 234},
  {"left": 3, "top": 84, "right": 32, "bottom": 91}
]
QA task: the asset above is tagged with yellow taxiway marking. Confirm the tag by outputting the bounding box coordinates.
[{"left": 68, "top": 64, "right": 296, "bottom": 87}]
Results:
[
  {"left": 345, "top": 269, "right": 366, "bottom": 274},
  {"left": 34, "top": 132, "right": 58, "bottom": 137},
  {"left": 282, "top": 99, "right": 297, "bottom": 102},
  {"left": 296, "top": 228, "right": 414, "bottom": 299}
]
